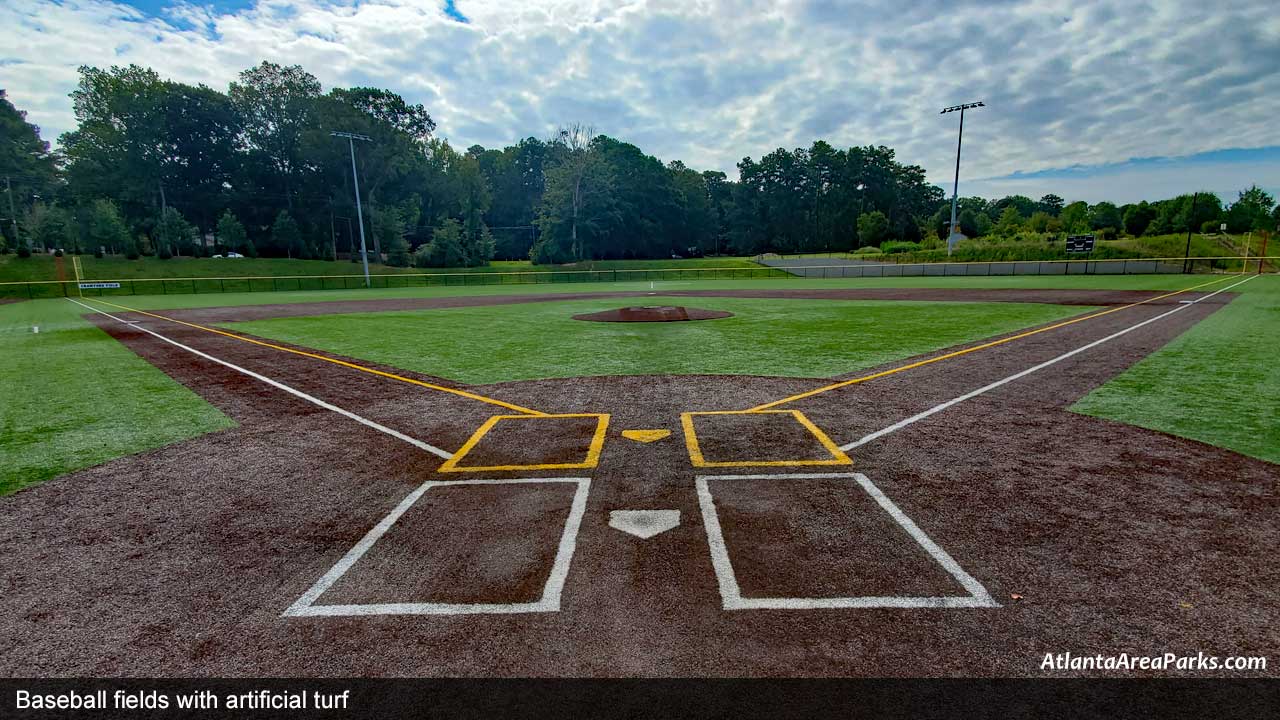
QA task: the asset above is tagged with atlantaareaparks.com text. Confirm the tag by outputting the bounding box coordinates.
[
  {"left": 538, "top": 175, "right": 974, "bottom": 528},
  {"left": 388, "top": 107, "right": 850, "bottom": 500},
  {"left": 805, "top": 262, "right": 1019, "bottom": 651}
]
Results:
[{"left": 1041, "top": 652, "right": 1267, "bottom": 672}]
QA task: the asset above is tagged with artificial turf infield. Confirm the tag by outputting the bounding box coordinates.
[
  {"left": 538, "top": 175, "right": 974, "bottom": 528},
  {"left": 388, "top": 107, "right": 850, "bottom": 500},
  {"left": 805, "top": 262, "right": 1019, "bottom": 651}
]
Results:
[
  {"left": 2, "top": 274, "right": 1274, "bottom": 497},
  {"left": 2, "top": 276, "right": 1274, "bottom": 677},
  {"left": 221, "top": 296, "right": 1092, "bottom": 383}
]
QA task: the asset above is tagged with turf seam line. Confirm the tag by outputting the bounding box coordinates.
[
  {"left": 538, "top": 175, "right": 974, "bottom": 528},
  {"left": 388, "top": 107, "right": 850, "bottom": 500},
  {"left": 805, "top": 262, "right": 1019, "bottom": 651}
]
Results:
[
  {"left": 747, "top": 274, "right": 1240, "bottom": 412},
  {"left": 67, "top": 298, "right": 454, "bottom": 460},
  {"left": 838, "top": 274, "right": 1257, "bottom": 452},
  {"left": 74, "top": 297, "right": 549, "bottom": 417}
]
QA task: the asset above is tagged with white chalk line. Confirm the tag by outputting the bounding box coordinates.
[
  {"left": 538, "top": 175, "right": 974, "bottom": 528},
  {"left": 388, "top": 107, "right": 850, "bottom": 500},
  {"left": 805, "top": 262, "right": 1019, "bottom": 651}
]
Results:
[
  {"left": 283, "top": 477, "right": 590, "bottom": 617},
  {"left": 839, "top": 274, "right": 1257, "bottom": 452},
  {"left": 696, "top": 472, "right": 999, "bottom": 610},
  {"left": 67, "top": 297, "right": 453, "bottom": 460}
]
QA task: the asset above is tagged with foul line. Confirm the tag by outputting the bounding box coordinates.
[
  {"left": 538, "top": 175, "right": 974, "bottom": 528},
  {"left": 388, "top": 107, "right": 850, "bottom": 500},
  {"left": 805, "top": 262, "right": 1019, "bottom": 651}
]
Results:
[
  {"left": 839, "top": 274, "right": 1257, "bottom": 451},
  {"left": 74, "top": 297, "right": 547, "bottom": 417},
  {"left": 68, "top": 298, "right": 454, "bottom": 460},
  {"left": 748, "top": 275, "right": 1239, "bottom": 412}
]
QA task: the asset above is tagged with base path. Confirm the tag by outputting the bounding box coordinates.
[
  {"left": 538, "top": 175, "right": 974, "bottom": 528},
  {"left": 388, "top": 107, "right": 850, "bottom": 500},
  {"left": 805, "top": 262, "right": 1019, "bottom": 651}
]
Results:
[{"left": 0, "top": 285, "right": 1275, "bottom": 677}]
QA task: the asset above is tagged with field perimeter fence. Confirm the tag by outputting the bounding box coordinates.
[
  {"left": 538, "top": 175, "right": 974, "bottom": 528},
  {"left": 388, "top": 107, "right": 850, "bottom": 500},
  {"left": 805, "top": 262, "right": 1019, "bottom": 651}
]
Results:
[{"left": 1, "top": 256, "right": 1274, "bottom": 300}]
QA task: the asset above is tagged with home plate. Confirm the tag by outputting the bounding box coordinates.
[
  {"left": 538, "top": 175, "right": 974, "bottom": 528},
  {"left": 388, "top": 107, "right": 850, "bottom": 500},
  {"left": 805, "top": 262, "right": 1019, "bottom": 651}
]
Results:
[{"left": 609, "top": 510, "right": 680, "bottom": 539}]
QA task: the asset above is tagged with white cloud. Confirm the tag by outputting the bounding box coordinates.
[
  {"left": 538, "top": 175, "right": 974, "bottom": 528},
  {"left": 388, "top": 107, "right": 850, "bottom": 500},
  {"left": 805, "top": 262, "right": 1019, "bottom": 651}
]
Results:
[{"left": 1, "top": 0, "right": 1278, "bottom": 199}]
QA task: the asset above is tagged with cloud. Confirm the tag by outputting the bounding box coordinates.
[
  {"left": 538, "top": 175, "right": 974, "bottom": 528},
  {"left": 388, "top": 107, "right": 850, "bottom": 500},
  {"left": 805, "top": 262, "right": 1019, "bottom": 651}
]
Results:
[
  {"left": 0, "top": 0, "right": 1277, "bottom": 202},
  {"left": 967, "top": 146, "right": 1280, "bottom": 205}
]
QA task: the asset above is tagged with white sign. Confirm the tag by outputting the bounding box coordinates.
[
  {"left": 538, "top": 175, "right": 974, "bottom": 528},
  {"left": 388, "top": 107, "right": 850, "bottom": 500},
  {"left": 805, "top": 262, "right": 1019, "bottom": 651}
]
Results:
[{"left": 78, "top": 282, "right": 121, "bottom": 289}]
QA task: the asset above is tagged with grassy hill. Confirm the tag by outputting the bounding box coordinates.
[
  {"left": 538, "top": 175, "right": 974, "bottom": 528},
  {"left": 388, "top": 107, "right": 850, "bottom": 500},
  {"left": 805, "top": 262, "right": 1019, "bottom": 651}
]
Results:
[{"left": 0, "top": 254, "right": 769, "bottom": 284}]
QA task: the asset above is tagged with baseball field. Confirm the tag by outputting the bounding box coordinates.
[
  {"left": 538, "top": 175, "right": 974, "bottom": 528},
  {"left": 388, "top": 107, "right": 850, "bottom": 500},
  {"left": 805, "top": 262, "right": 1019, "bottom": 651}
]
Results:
[{"left": 1, "top": 271, "right": 1276, "bottom": 677}]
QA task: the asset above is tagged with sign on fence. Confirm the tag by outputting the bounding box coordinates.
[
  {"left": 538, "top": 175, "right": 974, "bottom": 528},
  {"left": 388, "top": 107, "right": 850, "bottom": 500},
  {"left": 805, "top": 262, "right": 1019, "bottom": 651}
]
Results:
[
  {"left": 1065, "top": 235, "right": 1096, "bottom": 253},
  {"left": 78, "top": 282, "right": 121, "bottom": 289}
]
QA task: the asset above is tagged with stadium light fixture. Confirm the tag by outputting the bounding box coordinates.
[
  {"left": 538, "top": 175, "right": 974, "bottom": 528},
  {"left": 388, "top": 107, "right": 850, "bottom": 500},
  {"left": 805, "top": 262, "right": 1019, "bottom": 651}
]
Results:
[
  {"left": 940, "top": 101, "right": 984, "bottom": 255},
  {"left": 332, "top": 131, "right": 374, "bottom": 288}
]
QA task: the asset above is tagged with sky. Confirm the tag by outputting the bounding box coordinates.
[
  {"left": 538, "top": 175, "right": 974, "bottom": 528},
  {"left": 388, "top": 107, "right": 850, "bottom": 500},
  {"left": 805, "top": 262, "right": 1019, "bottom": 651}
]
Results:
[{"left": 1, "top": 0, "right": 1278, "bottom": 205}]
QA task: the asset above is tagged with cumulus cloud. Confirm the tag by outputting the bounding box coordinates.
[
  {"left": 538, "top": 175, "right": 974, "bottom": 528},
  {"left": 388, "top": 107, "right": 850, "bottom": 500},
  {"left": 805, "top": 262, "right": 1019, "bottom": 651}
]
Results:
[{"left": 1, "top": 0, "right": 1277, "bottom": 198}]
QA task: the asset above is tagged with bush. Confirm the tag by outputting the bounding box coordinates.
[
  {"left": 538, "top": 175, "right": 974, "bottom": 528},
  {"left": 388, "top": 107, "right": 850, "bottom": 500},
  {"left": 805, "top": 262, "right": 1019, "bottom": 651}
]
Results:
[
  {"left": 851, "top": 246, "right": 883, "bottom": 256},
  {"left": 415, "top": 219, "right": 467, "bottom": 268},
  {"left": 880, "top": 241, "right": 923, "bottom": 254},
  {"left": 53, "top": 248, "right": 64, "bottom": 257},
  {"left": 17, "top": 244, "right": 31, "bottom": 258},
  {"left": 857, "top": 211, "right": 891, "bottom": 247}
]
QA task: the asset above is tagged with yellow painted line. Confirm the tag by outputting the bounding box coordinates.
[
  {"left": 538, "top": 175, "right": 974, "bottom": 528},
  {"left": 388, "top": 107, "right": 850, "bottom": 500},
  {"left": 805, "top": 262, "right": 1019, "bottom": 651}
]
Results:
[
  {"left": 748, "top": 275, "right": 1239, "bottom": 412},
  {"left": 681, "top": 410, "right": 853, "bottom": 468},
  {"left": 621, "top": 429, "right": 671, "bottom": 443},
  {"left": 437, "top": 413, "right": 611, "bottom": 472},
  {"left": 78, "top": 297, "right": 547, "bottom": 417}
]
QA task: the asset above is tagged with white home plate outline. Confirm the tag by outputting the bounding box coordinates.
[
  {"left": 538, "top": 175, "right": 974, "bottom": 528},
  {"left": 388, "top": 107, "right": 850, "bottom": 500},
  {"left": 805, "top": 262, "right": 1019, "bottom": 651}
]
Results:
[
  {"left": 696, "top": 472, "right": 999, "bottom": 610},
  {"left": 283, "top": 477, "right": 590, "bottom": 617}
]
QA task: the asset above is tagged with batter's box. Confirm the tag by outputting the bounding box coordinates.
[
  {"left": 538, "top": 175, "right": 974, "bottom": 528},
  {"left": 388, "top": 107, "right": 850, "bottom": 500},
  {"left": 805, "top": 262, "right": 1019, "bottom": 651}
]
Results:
[
  {"left": 438, "top": 413, "right": 610, "bottom": 472},
  {"left": 282, "top": 477, "right": 590, "bottom": 617},
  {"left": 695, "top": 472, "right": 999, "bottom": 610},
  {"left": 681, "top": 410, "right": 852, "bottom": 468}
]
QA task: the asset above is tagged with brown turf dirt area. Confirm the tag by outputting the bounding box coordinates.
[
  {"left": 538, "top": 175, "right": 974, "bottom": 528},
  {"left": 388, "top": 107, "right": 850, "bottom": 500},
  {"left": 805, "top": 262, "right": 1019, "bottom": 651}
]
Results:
[{"left": 0, "top": 286, "right": 1277, "bottom": 678}]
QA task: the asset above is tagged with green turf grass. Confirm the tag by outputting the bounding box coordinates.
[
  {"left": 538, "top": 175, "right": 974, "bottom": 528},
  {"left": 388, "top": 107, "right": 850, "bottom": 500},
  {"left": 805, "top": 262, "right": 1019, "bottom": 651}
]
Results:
[
  {"left": 54, "top": 272, "right": 1244, "bottom": 313},
  {"left": 225, "top": 296, "right": 1092, "bottom": 384},
  {"left": 0, "top": 298, "right": 235, "bottom": 495},
  {"left": 1072, "top": 274, "right": 1279, "bottom": 464}
]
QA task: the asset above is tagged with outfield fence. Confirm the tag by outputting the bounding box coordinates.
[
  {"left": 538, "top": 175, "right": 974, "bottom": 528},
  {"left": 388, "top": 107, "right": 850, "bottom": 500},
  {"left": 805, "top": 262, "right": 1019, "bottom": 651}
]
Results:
[{"left": 1, "top": 256, "right": 1274, "bottom": 300}]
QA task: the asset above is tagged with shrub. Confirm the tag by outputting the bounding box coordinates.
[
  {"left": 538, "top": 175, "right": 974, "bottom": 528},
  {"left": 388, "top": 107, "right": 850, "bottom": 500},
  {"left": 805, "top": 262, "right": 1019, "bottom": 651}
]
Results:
[
  {"left": 17, "top": 243, "right": 31, "bottom": 258},
  {"left": 880, "top": 241, "right": 923, "bottom": 254},
  {"left": 415, "top": 219, "right": 466, "bottom": 268},
  {"left": 856, "top": 211, "right": 891, "bottom": 247}
]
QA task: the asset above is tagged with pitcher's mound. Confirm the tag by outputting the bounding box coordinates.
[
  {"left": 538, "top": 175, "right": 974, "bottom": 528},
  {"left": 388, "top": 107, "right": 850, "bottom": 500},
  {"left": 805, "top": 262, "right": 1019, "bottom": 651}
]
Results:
[{"left": 572, "top": 306, "right": 733, "bottom": 322}]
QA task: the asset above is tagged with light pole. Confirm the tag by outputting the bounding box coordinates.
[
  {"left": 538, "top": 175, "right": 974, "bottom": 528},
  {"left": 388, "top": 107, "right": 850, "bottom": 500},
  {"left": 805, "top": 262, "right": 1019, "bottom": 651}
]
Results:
[
  {"left": 854, "top": 182, "right": 866, "bottom": 250},
  {"left": 941, "top": 101, "right": 984, "bottom": 255},
  {"left": 1183, "top": 191, "right": 1200, "bottom": 274},
  {"left": 4, "top": 176, "right": 19, "bottom": 248},
  {"left": 332, "top": 131, "right": 373, "bottom": 288}
]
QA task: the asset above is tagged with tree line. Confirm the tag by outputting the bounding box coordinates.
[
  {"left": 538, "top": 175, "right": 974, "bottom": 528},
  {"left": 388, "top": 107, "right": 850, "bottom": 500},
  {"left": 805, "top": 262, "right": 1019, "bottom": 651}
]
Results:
[{"left": 2, "top": 63, "right": 1278, "bottom": 268}]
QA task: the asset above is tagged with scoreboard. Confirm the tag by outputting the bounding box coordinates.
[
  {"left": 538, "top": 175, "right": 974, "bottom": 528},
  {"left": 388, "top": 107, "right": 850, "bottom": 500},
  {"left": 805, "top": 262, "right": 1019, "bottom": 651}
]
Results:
[{"left": 1065, "top": 234, "right": 1096, "bottom": 253}]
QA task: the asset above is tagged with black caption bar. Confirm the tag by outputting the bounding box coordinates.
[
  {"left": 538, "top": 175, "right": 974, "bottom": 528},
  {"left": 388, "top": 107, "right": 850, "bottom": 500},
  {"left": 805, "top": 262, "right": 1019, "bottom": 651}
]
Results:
[{"left": 3, "top": 679, "right": 1277, "bottom": 719}]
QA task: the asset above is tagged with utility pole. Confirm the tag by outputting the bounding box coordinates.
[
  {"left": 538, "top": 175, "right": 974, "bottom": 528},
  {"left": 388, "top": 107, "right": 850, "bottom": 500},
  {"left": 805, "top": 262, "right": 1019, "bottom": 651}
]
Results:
[
  {"left": 1183, "top": 192, "right": 1199, "bottom": 274},
  {"left": 4, "top": 176, "right": 19, "bottom": 247},
  {"left": 941, "top": 101, "right": 984, "bottom": 255},
  {"left": 332, "top": 131, "right": 373, "bottom": 288}
]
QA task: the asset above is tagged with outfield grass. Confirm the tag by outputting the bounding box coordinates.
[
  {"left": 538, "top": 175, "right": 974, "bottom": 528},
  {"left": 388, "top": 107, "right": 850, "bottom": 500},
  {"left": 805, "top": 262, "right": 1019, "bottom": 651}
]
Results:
[
  {"left": 226, "top": 296, "right": 1091, "bottom": 384},
  {"left": 0, "top": 253, "right": 767, "bottom": 283},
  {"left": 0, "top": 299, "right": 235, "bottom": 495},
  {"left": 1073, "top": 274, "right": 1279, "bottom": 464},
  {"left": 50, "top": 272, "right": 1248, "bottom": 313}
]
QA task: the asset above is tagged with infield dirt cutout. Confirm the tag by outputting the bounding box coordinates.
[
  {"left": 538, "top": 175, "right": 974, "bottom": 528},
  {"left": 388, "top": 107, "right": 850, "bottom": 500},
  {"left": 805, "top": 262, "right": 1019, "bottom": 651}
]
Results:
[{"left": 2, "top": 284, "right": 1277, "bottom": 677}]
